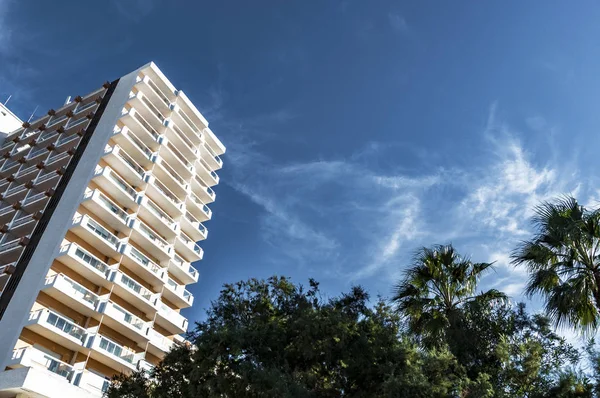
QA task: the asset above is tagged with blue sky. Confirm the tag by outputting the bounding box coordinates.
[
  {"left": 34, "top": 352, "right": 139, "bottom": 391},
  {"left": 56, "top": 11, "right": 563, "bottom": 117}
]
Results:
[{"left": 3, "top": 1, "right": 600, "bottom": 326}]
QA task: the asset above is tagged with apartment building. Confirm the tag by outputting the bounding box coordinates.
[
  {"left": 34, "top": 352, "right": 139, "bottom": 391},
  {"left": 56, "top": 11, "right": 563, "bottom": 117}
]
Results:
[{"left": 0, "top": 62, "right": 225, "bottom": 398}]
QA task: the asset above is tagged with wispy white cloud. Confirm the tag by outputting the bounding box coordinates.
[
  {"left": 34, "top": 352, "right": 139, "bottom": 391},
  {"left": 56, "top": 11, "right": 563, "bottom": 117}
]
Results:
[
  {"left": 387, "top": 13, "right": 408, "bottom": 33},
  {"left": 110, "top": 0, "right": 159, "bottom": 22}
]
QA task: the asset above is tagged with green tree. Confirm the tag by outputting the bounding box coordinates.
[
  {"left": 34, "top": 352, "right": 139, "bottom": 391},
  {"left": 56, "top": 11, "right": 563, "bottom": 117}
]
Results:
[
  {"left": 106, "top": 276, "right": 479, "bottom": 398},
  {"left": 392, "top": 244, "right": 506, "bottom": 348},
  {"left": 512, "top": 196, "right": 600, "bottom": 333}
]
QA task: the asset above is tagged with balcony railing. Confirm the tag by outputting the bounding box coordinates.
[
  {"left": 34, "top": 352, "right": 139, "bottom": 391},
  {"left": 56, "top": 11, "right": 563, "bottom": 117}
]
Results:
[
  {"left": 46, "top": 274, "right": 100, "bottom": 307},
  {"left": 85, "top": 217, "right": 120, "bottom": 247},
  {"left": 127, "top": 246, "right": 164, "bottom": 276},
  {"left": 0, "top": 238, "right": 21, "bottom": 253},
  {"left": 94, "top": 334, "right": 139, "bottom": 365},
  {"left": 73, "top": 245, "right": 111, "bottom": 275},
  {"left": 132, "top": 110, "right": 161, "bottom": 142},
  {"left": 146, "top": 199, "right": 176, "bottom": 227},
  {"left": 108, "top": 169, "right": 138, "bottom": 199},
  {"left": 11, "top": 346, "right": 75, "bottom": 381},
  {"left": 145, "top": 77, "right": 172, "bottom": 107},
  {"left": 171, "top": 254, "right": 198, "bottom": 278},
  {"left": 158, "top": 301, "right": 187, "bottom": 329},
  {"left": 105, "top": 301, "right": 148, "bottom": 331},
  {"left": 95, "top": 191, "right": 129, "bottom": 223},
  {"left": 179, "top": 232, "right": 202, "bottom": 255},
  {"left": 141, "top": 94, "right": 166, "bottom": 123},
  {"left": 152, "top": 178, "right": 181, "bottom": 206},
  {"left": 29, "top": 308, "right": 87, "bottom": 342},
  {"left": 137, "top": 220, "right": 169, "bottom": 249},
  {"left": 117, "top": 272, "right": 155, "bottom": 302}
]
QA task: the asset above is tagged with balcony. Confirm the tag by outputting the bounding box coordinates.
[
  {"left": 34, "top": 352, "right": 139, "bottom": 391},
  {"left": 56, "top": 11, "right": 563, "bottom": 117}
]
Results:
[
  {"left": 175, "top": 231, "right": 204, "bottom": 263},
  {"left": 0, "top": 237, "right": 26, "bottom": 265},
  {"left": 69, "top": 213, "right": 123, "bottom": 258},
  {"left": 24, "top": 308, "right": 87, "bottom": 351},
  {"left": 129, "top": 219, "right": 173, "bottom": 261},
  {"left": 169, "top": 104, "right": 204, "bottom": 145},
  {"left": 137, "top": 196, "right": 178, "bottom": 238},
  {"left": 120, "top": 244, "right": 168, "bottom": 288},
  {"left": 195, "top": 158, "right": 219, "bottom": 187},
  {"left": 158, "top": 138, "right": 195, "bottom": 179},
  {"left": 96, "top": 301, "right": 151, "bottom": 342},
  {"left": 154, "top": 300, "right": 188, "bottom": 334},
  {"left": 127, "top": 91, "right": 166, "bottom": 134},
  {"left": 81, "top": 189, "right": 132, "bottom": 233},
  {"left": 92, "top": 166, "right": 140, "bottom": 209},
  {"left": 109, "top": 270, "right": 160, "bottom": 315},
  {"left": 42, "top": 274, "right": 102, "bottom": 316},
  {"left": 74, "top": 369, "right": 111, "bottom": 397},
  {"left": 185, "top": 191, "right": 212, "bottom": 221},
  {"left": 34, "top": 169, "right": 61, "bottom": 191},
  {"left": 163, "top": 277, "right": 194, "bottom": 309},
  {"left": 46, "top": 151, "right": 71, "bottom": 170},
  {"left": 3, "top": 183, "right": 28, "bottom": 202},
  {"left": 134, "top": 74, "right": 174, "bottom": 115},
  {"left": 146, "top": 328, "right": 175, "bottom": 357},
  {"left": 191, "top": 174, "right": 216, "bottom": 204},
  {"left": 8, "top": 346, "right": 75, "bottom": 382},
  {"left": 8, "top": 212, "right": 37, "bottom": 236},
  {"left": 119, "top": 106, "right": 162, "bottom": 151},
  {"left": 22, "top": 190, "right": 50, "bottom": 213},
  {"left": 56, "top": 243, "right": 114, "bottom": 287},
  {"left": 111, "top": 126, "right": 155, "bottom": 167},
  {"left": 164, "top": 121, "right": 199, "bottom": 162},
  {"left": 103, "top": 144, "right": 147, "bottom": 187},
  {"left": 198, "top": 142, "right": 223, "bottom": 171},
  {"left": 54, "top": 133, "right": 80, "bottom": 152},
  {"left": 15, "top": 164, "right": 40, "bottom": 183},
  {"left": 167, "top": 254, "right": 199, "bottom": 285},
  {"left": 0, "top": 202, "right": 16, "bottom": 225},
  {"left": 180, "top": 211, "right": 208, "bottom": 242},
  {"left": 152, "top": 156, "right": 189, "bottom": 199},
  {"left": 145, "top": 175, "right": 184, "bottom": 217},
  {"left": 202, "top": 126, "right": 227, "bottom": 157},
  {"left": 85, "top": 334, "right": 144, "bottom": 372}
]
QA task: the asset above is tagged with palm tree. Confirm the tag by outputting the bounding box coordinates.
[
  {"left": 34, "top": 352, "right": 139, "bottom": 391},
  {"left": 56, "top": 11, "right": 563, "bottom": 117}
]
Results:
[
  {"left": 392, "top": 244, "right": 505, "bottom": 348},
  {"left": 512, "top": 196, "right": 600, "bottom": 333}
]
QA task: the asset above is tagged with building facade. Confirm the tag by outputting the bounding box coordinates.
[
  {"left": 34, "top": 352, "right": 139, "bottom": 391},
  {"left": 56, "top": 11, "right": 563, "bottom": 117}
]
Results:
[{"left": 0, "top": 63, "right": 225, "bottom": 398}]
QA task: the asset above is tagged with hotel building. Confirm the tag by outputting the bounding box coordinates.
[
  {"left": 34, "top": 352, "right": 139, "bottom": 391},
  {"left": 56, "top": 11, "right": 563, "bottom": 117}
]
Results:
[{"left": 0, "top": 62, "right": 225, "bottom": 398}]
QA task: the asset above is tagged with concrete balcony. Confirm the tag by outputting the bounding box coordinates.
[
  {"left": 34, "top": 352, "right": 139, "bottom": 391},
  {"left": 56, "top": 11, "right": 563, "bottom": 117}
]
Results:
[
  {"left": 111, "top": 125, "right": 156, "bottom": 167},
  {"left": 0, "top": 262, "right": 15, "bottom": 292},
  {"left": 24, "top": 308, "right": 87, "bottom": 351},
  {"left": 119, "top": 106, "right": 162, "bottom": 151},
  {"left": 163, "top": 277, "right": 194, "bottom": 309},
  {"left": 145, "top": 175, "right": 185, "bottom": 217},
  {"left": 190, "top": 176, "right": 216, "bottom": 205},
  {"left": 169, "top": 104, "right": 203, "bottom": 146},
  {"left": 0, "top": 237, "right": 26, "bottom": 265},
  {"left": 163, "top": 120, "right": 199, "bottom": 163},
  {"left": 8, "top": 212, "right": 38, "bottom": 236},
  {"left": 137, "top": 196, "right": 178, "bottom": 238},
  {"left": 55, "top": 243, "right": 114, "bottom": 288},
  {"left": 175, "top": 231, "right": 203, "bottom": 263},
  {"left": 0, "top": 202, "right": 17, "bottom": 225},
  {"left": 81, "top": 189, "right": 132, "bottom": 234},
  {"left": 154, "top": 300, "right": 188, "bottom": 334},
  {"left": 70, "top": 213, "right": 124, "bottom": 259},
  {"left": 120, "top": 244, "right": 168, "bottom": 289},
  {"left": 202, "top": 126, "right": 227, "bottom": 157},
  {"left": 180, "top": 211, "right": 208, "bottom": 242},
  {"left": 195, "top": 158, "right": 219, "bottom": 187},
  {"left": 85, "top": 334, "right": 144, "bottom": 373},
  {"left": 167, "top": 254, "right": 199, "bottom": 285},
  {"left": 198, "top": 142, "right": 223, "bottom": 171},
  {"left": 129, "top": 219, "right": 173, "bottom": 262},
  {"left": 42, "top": 274, "right": 103, "bottom": 317},
  {"left": 185, "top": 190, "right": 212, "bottom": 220},
  {"left": 109, "top": 270, "right": 160, "bottom": 315},
  {"left": 134, "top": 74, "right": 174, "bottom": 116},
  {"left": 21, "top": 190, "right": 51, "bottom": 213},
  {"left": 102, "top": 144, "right": 147, "bottom": 187},
  {"left": 33, "top": 169, "right": 61, "bottom": 191},
  {"left": 46, "top": 151, "right": 71, "bottom": 170},
  {"left": 152, "top": 156, "right": 189, "bottom": 199},
  {"left": 146, "top": 328, "right": 175, "bottom": 357},
  {"left": 7, "top": 346, "right": 75, "bottom": 382},
  {"left": 3, "top": 183, "right": 28, "bottom": 203},
  {"left": 158, "top": 137, "right": 195, "bottom": 179},
  {"left": 127, "top": 91, "right": 167, "bottom": 134},
  {"left": 92, "top": 165, "right": 141, "bottom": 210},
  {"left": 96, "top": 301, "right": 151, "bottom": 343},
  {"left": 73, "top": 369, "right": 110, "bottom": 397}
]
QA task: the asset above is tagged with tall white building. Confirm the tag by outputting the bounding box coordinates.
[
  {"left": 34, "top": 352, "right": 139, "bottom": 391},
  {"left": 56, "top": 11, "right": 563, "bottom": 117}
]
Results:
[{"left": 0, "top": 62, "right": 225, "bottom": 398}]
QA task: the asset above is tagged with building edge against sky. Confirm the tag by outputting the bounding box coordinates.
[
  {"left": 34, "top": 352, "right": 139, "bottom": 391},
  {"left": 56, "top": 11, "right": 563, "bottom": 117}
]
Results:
[{"left": 0, "top": 62, "right": 225, "bottom": 398}]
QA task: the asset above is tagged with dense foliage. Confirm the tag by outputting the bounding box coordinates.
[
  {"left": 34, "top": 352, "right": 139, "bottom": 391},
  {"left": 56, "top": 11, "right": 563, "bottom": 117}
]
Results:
[{"left": 107, "top": 196, "right": 600, "bottom": 397}]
